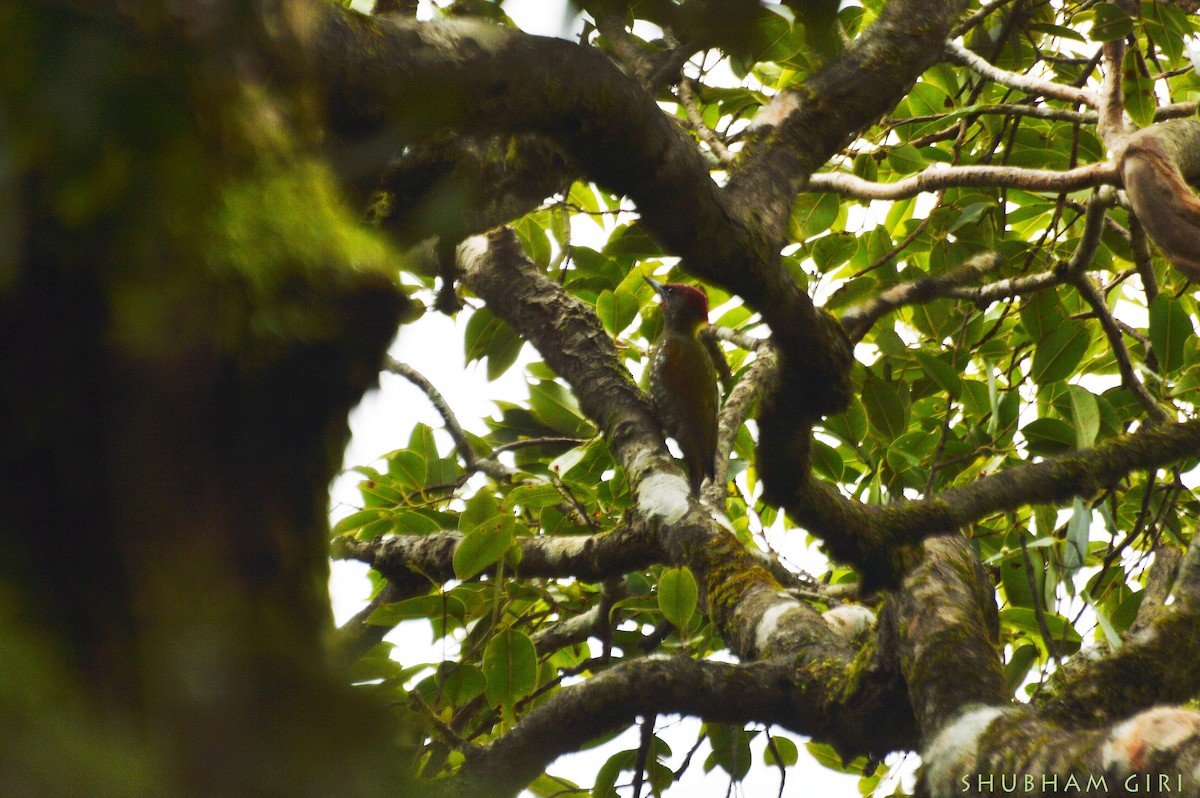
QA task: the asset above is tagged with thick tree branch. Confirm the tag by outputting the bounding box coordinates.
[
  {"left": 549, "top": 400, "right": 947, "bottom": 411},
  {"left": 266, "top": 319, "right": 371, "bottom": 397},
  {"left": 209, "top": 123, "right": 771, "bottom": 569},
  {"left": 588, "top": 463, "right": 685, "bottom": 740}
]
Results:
[
  {"left": 890, "top": 535, "right": 1005, "bottom": 740},
  {"left": 893, "top": 532, "right": 1200, "bottom": 795},
  {"left": 789, "top": 418, "right": 1200, "bottom": 587},
  {"left": 1118, "top": 120, "right": 1200, "bottom": 280},
  {"left": 441, "top": 653, "right": 915, "bottom": 798},
  {"left": 333, "top": 522, "right": 664, "bottom": 585}
]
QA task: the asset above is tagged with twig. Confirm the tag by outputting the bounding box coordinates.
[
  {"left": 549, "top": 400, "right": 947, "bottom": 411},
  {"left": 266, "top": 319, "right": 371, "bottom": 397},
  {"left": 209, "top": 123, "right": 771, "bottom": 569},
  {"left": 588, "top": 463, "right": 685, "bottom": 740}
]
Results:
[
  {"left": 631, "top": 716, "right": 655, "bottom": 798},
  {"left": 951, "top": 0, "right": 1019, "bottom": 38},
  {"left": 708, "top": 325, "right": 767, "bottom": 352},
  {"left": 840, "top": 251, "right": 1004, "bottom": 342},
  {"left": 678, "top": 78, "right": 734, "bottom": 165},
  {"left": 945, "top": 40, "right": 1099, "bottom": 107},
  {"left": 532, "top": 578, "right": 626, "bottom": 655},
  {"left": 703, "top": 344, "right": 779, "bottom": 506},
  {"left": 1021, "top": 530, "right": 1061, "bottom": 661},
  {"left": 806, "top": 161, "right": 1117, "bottom": 200},
  {"left": 1062, "top": 189, "right": 1168, "bottom": 422},
  {"left": 853, "top": 193, "right": 944, "bottom": 278},
  {"left": 1096, "top": 40, "right": 1129, "bottom": 148},
  {"left": 1070, "top": 275, "right": 1168, "bottom": 423},
  {"left": 408, "top": 691, "right": 481, "bottom": 758},
  {"left": 386, "top": 358, "right": 516, "bottom": 482},
  {"left": 1129, "top": 215, "right": 1158, "bottom": 305},
  {"left": 491, "top": 436, "right": 586, "bottom": 454},
  {"left": 889, "top": 103, "right": 1092, "bottom": 129}
]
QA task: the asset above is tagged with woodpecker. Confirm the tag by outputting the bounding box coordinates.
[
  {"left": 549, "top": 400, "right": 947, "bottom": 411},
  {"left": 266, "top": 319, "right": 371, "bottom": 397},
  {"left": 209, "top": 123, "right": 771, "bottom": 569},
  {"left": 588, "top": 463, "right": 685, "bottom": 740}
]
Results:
[{"left": 644, "top": 277, "right": 720, "bottom": 496}]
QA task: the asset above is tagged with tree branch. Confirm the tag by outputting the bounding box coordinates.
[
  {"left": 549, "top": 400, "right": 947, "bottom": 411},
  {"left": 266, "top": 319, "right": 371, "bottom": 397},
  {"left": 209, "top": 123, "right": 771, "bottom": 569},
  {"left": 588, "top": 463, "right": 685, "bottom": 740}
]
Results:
[
  {"left": 789, "top": 417, "right": 1200, "bottom": 588},
  {"left": 386, "top": 358, "right": 516, "bottom": 481},
  {"left": 840, "top": 252, "right": 1004, "bottom": 343},
  {"left": 455, "top": 229, "right": 808, "bottom": 660},
  {"left": 890, "top": 535, "right": 1005, "bottom": 737},
  {"left": 806, "top": 162, "right": 1118, "bottom": 201},
  {"left": 333, "top": 522, "right": 664, "bottom": 585},
  {"left": 443, "top": 647, "right": 917, "bottom": 798},
  {"left": 1097, "top": 39, "right": 1129, "bottom": 147},
  {"left": 702, "top": 344, "right": 777, "bottom": 506},
  {"left": 945, "top": 40, "right": 1099, "bottom": 107},
  {"left": 1119, "top": 120, "right": 1200, "bottom": 280}
]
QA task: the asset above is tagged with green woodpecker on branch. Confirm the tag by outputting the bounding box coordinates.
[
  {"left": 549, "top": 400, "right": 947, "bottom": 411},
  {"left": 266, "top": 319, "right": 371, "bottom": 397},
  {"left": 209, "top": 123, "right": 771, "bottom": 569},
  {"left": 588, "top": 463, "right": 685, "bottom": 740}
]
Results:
[{"left": 644, "top": 277, "right": 721, "bottom": 496}]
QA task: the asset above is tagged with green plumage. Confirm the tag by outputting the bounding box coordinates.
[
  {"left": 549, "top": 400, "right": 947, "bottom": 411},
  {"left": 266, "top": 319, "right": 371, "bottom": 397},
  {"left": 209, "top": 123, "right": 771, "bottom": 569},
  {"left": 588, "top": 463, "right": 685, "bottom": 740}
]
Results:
[{"left": 644, "top": 278, "right": 720, "bottom": 495}]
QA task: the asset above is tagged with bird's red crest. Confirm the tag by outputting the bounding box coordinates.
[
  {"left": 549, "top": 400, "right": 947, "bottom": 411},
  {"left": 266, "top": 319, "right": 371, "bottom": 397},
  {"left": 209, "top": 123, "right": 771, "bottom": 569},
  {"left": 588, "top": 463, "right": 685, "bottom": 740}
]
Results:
[{"left": 667, "top": 283, "right": 709, "bottom": 318}]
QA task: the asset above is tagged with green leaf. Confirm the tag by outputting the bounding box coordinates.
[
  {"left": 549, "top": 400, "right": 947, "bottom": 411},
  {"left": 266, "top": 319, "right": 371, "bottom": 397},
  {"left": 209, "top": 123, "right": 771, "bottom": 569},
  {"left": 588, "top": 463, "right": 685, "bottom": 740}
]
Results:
[
  {"left": 1022, "top": 417, "right": 1076, "bottom": 455},
  {"left": 811, "top": 232, "right": 858, "bottom": 273},
  {"left": 568, "top": 181, "right": 600, "bottom": 213},
  {"left": 409, "top": 422, "right": 441, "bottom": 461},
  {"left": 763, "top": 735, "right": 798, "bottom": 767},
  {"left": 604, "top": 223, "right": 663, "bottom": 258},
  {"left": 1067, "top": 385, "right": 1100, "bottom": 449},
  {"left": 658, "top": 567, "right": 698, "bottom": 631},
  {"left": 596, "top": 288, "right": 638, "bottom": 336},
  {"left": 367, "top": 594, "right": 467, "bottom": 627},
  {"left": 1149, "top": 295, "right": 1194, "bottom": 373},
  {"left": 454, "top": 493, "right": 516, "bottom": 579},
  {"left": 391, "top": 509, "right": 443, "bottom": 536},
  {"left": 483, "top": 629, "right": 539, "bottom": 709},
  {"left": 946, "top": 200, "right": 995, "bottom": 233},
  {"left": 885, "top": 143, "right": 925, "bottom": 174},
  {"left": 452, "top": 525, "right": 514, "bottom": 580},
  {"left": 465, "top": 308, "right": 524, "bottom": 380},
  {"left": 999, "top": 546, "right": 1040, "bottom": 609},
  {"left": 805, "top": 741, "right": 868, "bottom": 774},
  {"left": 1004, "top": 643, "right": 1039, "bottom": 693},
  {"left": 529, "top": 380, "right": 593, "bottom": 436},
  {"left": 1031, "top": 321, "right": 1090, "bottom": 384},
  {"left": 706, "top": 724, "right": 752, "bottom": 779},
  {"left": 387, "top": 449, "right": 427, "bottom": 489},
  {"left": 1090, "top": 3, "right": 1133, "bottom": 41},
  {"left": 810, "top": 438, "right": 845, "bottom": 482},
  {"left": 999, "top": 607, "right": 1082, "bottom": 653},
  {"left": 862, "top": 373, "right": 908, "bottom": 441},
  {"left": 1064, "top": 497, "right": 1090, "bottom": 572},
  {"left": 913, "top": 350, "right": 962, "bottom": 397},
  {"left": 1020, "top": 291, "right": 1068, "bottom": 342},
  {"left": 790, "top": 192, "right": 840, "bottom": 240},
  {"left": 529, "top": 774, "right": 583, "bottom": 798},
  {"left": 1028, "top": 22, "right": 1088, "bottom": 43},
  {"left": 332, "top": 508, "right": 382, "bottom": 536},
  {"left": 460, "top": 491, "right": 500, "bottom": 534},
  {"left": 592, "top": 750, "right": 634, "bottom": 798},
  {"left": 1090, "top": 597, "right": 1123, "bottom": 648},
  {"left": 1123, "top": 53, "right": 1157, "bottom": 128}
]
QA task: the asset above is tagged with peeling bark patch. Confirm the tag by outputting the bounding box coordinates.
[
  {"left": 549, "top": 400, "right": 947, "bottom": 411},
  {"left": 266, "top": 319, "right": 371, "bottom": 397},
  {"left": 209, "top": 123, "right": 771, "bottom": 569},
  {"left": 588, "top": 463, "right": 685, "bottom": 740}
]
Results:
[
  {"left": 1102, "top": 707, "right": 1200, "bottom": 774},
  {"left": 754, "top": 600, "right": 801, "bottom": 656},
  {"left": 822, "top": 604, "right": 876, "bottom": 640},
  {"left": 922, "top": 706, "right": 1007, "bottom": 798},
  {"left": 637, "top": 472, "right": 690, "bottom": 524}
]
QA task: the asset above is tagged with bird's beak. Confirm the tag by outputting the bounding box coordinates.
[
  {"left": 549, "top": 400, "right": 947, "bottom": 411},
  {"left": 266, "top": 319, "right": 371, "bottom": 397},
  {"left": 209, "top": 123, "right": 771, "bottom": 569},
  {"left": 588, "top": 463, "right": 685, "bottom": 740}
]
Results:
[{"left": 643, "top": 276, "right": 666, "bottom": 295}]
